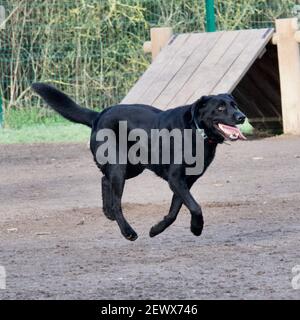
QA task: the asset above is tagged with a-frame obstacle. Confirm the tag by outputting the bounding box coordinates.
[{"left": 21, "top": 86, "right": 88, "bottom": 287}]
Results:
[{"left": 122, "top": 19, "right": 300, "bottom": 135}]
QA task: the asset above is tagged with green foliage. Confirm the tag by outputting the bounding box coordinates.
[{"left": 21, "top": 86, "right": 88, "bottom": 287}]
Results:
[{"left": 216, "top": 0, "right": 296, "bottom": 30}]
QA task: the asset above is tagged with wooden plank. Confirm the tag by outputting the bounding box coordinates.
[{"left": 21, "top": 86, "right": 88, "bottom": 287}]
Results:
[
  {"left": 121, "top": 34, "right": 190, "bottom": 105},
  {"left": 275, "top": 18, "right": 300, "bottom": 135},
  {"left": 153, "top": 32, "right": 222, "bottom": 108},
  {"left": 186, "top": 30, "right": 253, "bottom": 103},
  {"left": 168, "top": 30, "right": 240, "bottom": 107},
  {"left": 211, "top": 28, "right": 274, "bottom": 94},
  {"left": 140, "top": 33, "right": 208, "bottom": 106},
  {"left": 122, "top": 28, "right": 278, "bottom": 129}
]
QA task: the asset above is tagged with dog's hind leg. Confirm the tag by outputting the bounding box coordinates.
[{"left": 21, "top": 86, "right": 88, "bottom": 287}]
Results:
[
  {"left": 108, "top": 165, "right": 138, "bottom": 241},
  {"left": 101, "top": 176, "right": 115, "bottom": 221}
]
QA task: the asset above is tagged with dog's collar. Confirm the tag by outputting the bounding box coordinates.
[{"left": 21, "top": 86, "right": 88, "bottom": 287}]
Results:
[
  {"left": 193, "top": 118, "right": 207, "bottom": 139},
  {"left": 193, "top": 118, "right": 221, "bottom": 144}
]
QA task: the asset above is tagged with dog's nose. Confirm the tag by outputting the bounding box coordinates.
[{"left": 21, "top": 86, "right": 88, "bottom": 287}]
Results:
[{"left": 234, "top": 112, "right": 246, "bottom": 124}]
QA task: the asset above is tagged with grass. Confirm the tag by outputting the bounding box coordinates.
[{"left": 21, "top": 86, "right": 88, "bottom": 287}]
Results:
[
  {"left": 0, "top": 123, "right": 90, "bottom": 144},
  {"left": 4, "top": 107, "right": 69, "bottom": 129},
  {"left": 0, "top": 107, "right": 91, "bottom": 144}
]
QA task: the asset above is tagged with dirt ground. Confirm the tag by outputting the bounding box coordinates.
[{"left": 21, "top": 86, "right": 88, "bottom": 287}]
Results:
[{"left": 0, "top": 136, "right": 300, "bottom": 300}]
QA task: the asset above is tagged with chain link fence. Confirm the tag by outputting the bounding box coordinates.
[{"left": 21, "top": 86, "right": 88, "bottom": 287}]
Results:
[{"left": 0, "top": 0, "right": 298, "bottom": 127}]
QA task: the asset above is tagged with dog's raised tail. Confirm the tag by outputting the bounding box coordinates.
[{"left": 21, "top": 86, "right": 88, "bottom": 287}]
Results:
[{"left": 32, "top": 83, "right": 99, "bottom": 128}]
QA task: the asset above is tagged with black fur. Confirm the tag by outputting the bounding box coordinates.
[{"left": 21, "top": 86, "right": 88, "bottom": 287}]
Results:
[
  {"left": 32, "top": 83, "right": 98, "bottom": 127},
  {"left": 32, "top": 83, "right": 245, "bottom": 241}
]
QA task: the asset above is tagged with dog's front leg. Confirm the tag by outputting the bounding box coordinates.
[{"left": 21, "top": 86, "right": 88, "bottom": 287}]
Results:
[
  {"left": 149, "top": 177, "right": 197, "bottom": 237},
  {"left": 149, "top": 194, "right": 183, "bottom": 237},
  {"left": 168, "top": 170, "right": 203, "bottom": 236}
]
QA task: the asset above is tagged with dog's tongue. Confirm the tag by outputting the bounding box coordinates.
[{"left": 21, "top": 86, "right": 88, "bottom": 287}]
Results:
[{"left": 218, "top": 123, "right": 247, "bottom": 141}]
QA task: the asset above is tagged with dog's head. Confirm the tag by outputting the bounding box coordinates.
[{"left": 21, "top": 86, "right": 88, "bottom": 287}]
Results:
[{"left": 191, "top": 94, "right": 246, "bottom": 142}]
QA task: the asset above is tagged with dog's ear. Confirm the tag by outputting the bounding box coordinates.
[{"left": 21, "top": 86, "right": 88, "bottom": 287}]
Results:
[
  {"left": 223, "top": 93, "right": 235, "bottom": 100},
  {"left": 191, "top": 95, "right": 209, "bottom": 122}
]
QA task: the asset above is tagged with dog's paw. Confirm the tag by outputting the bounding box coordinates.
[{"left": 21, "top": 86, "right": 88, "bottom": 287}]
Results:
[
  {"left": 190, "top": 217, "right": 204, "bottom": 236},
  {"left": 149, "top": 220, "right": 168, "bottom": 237},
  {"left": 122, "top": 227, "right": 138, "bottom": 241},
  {"left": 125, "top": 232, "right": 138, "bottom": 241},
  {"left": 149, "top": 225, "right": 159, "bottom": 238},
  {"left": 190, "top": 225, "right": 203, "bottom": 236}
]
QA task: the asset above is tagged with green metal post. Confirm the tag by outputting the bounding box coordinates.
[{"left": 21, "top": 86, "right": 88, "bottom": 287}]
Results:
[
  {"left": 205, "top": 0, "right": 216, "bottom": 32},
  {"left": 0, "top": 95, "right": 3, "bottom": 128}
]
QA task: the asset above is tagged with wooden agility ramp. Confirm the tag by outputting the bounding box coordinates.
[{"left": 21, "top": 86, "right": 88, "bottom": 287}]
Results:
[{"left": 122, "top": 28, "right": 283, "bottom": 131}]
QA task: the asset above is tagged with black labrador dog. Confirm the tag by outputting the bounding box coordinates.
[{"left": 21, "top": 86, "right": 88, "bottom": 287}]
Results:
[{"left": 32, "top": 83, "right": 246, "bottom": 241}]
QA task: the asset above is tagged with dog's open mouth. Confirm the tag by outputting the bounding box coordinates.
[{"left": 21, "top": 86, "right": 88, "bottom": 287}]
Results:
[{"left": 215, "top": 123, "right": 246, "bottom": 141}]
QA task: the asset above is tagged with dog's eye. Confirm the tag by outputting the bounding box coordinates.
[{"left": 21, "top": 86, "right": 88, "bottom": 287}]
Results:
[{"left": 217, "top": 105, "right": 226, "bottom": 112}]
